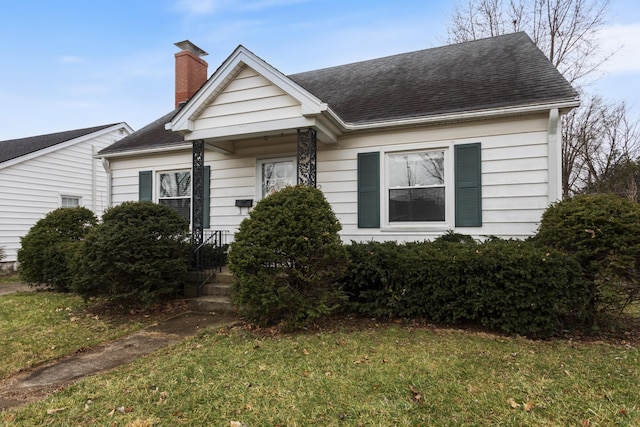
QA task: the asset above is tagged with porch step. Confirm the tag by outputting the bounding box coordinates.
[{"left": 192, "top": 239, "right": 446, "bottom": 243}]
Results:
[
  {"left": 187, "top": 266, "right": 235, "bottom": 314},
  {"left": 188, "top": 296, "right": 235, "bottom": 315}
]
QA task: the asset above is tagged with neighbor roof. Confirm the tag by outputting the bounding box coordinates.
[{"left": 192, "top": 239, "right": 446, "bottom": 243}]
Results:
[
  {"left": 0, "top": 124, "right": 117, "bottom": 164},
  {"left": 100, "top": 32, "right": 577, "bottom": 156}
]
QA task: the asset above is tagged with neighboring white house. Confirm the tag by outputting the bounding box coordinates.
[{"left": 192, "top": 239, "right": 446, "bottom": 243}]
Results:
[
  {"left": 0, "top": 123, "right": 133, "bottom": 267},
  {"left": 99, "top": 33, "right": 578, "bottom": 244}
]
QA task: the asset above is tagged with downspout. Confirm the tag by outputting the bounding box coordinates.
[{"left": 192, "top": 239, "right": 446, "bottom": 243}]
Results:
[
  {"left": 547, "top": 108, "right": 561, "bottom": 203},
  {"left": 101, "top": 157, "right": 112, "bottom": 209},
  {"left": 91, "top": 145, "right": 97, "bottom": 212}
]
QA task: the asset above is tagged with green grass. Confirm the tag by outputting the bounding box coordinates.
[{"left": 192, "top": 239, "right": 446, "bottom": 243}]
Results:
[
  {"left": 0, "top": 292, "right": 160, "bottom": 381},
  {"left": 0, "top": 274, "right": 21, "bottom": 284},
  {"left": 4, "top": 321, "right": 639, "bottom": 426}
]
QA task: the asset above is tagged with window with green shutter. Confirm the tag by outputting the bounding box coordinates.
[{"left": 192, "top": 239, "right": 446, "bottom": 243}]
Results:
[
  {"left": 138, "top": 168, "right": 211, "bottom": 227},
  {"left": 357, "top": 143, "right": 481, "bottom": 228}
]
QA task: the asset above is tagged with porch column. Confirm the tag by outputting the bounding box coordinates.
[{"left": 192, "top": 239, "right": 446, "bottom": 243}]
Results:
[
  {"left": 192, "top": 139, "right": 205, "bottom": 246},
  {"left": 297, "top": 128, "right": 317, "bottom": 187}
]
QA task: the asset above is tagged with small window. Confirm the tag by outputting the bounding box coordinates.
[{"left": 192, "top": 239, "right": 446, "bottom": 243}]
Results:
[
  {"left": 387, "top": 151, "right": 446, "bottom": 222},
  {"left": 158, "top": 170, "right": 191, "bottom": 222},
  {"left": 257, "top": 157, "right": 295, "bottom": 199},
  {"left": 61, "top": 196, "right": 81, "bottom": 208}
]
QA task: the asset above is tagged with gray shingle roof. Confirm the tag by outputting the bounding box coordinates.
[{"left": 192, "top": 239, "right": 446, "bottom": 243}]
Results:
[
  {"left": 288, "top": 32, "right": 577, "bottom": 124},
  {"left": 99, "top": 32, "right": 577, "bottom": 155},
  {"left": 99, "top": 109, "right": 184, "bottom": 155},
  {"left": 0, "top": 124, "right": 117, "bottom": 164}
]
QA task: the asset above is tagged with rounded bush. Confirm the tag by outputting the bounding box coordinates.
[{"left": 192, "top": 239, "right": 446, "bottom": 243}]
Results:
[
  {"left": 71, "top": 201, "right": 190, "bottom": 306},
  {"left": 536, "top": 194, "right": 640, "bottom": 319},
  {"left": 228, "top": 185, "right": 348, "bottom": 329},
  {"left": 17, "top": 207, "right": 97, "bottom": 291}
]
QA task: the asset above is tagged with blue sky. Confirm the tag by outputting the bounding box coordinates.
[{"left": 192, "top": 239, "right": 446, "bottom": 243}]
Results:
[{"left": 1, "top": 0, "right": 639, "bottom": 140}]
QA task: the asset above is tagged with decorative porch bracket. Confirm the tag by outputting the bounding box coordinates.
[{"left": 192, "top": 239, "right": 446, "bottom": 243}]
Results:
[
  {"left": 297, "top": 128, "right": 317, "bottom": 187},
  {"left": 192, "top": 139, "right": 205, "bottom": 246}
]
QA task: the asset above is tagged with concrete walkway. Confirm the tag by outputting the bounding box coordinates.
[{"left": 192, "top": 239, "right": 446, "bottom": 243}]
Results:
[
  {"left": 0, "top": 283, "right": 32, "bottom": 295},
  {"left": 0, "top": 286, "right": 239, "bottom": 410}
]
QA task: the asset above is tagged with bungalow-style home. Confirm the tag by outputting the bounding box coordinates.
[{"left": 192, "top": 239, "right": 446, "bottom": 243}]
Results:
[
  {"left": 0, "top": 123, "right": 133, "bottom": 268},
  {"left": 99, "top": 32, "right": 578, "bottom": 248}
]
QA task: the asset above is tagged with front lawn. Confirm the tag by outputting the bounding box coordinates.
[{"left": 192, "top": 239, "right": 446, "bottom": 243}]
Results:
[
  {"left": 0, "top": 292, "right": 174, "bottom": 381},
  {"left": 5, "top": 319, "right": 639, "bottom": 426}
]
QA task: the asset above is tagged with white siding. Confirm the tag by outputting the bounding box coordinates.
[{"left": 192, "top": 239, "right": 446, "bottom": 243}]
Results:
[
  {"left": 107, "top": 113, "right": 554, "bottom": 245},
  {"left": 194, "top": 67, "right": 302, "bottom": 131},
  {"left": 0, "top": 126, "right": 130, "bottom": 263}
]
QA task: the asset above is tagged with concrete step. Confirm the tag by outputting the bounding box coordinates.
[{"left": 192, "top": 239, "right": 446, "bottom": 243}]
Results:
[
  {"left": 200, "top": 282, "right": 231, "bottom": 297},
  {"left": 188, "top": 296, "right": 235, "bottom": 315},
  {"left": 212, "top": 268, "right": 234, "bottom": 284}
]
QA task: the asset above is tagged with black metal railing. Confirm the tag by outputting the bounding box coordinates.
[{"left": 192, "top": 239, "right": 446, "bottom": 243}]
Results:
[{"left": 193, "top": 230, "right": 228, "bottom": 296}]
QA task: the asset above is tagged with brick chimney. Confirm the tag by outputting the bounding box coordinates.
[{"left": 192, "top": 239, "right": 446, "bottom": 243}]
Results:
[{"left": 174, "top": 40, "right": 208, "bottom": 108}]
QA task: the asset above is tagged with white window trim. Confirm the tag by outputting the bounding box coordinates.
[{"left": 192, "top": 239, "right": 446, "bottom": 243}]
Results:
[
  {"left": 255, "top": 156, "right": 297, "bottom": 201},
  {"left": 60, "top": 195, "right": 83, "bottom": 208},
  {"left": 381, "top": 142, "right": 454, "bottom": 231},
  {"left": 156, "top": 168, "right": 192, "bottom": 224}
]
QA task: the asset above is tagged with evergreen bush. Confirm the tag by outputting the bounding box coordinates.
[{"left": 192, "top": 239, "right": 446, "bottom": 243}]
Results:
[
  {"left": 17, "top": 207, "right": 97, "bottom": 291},
  {"left": 71, "top": 201, "right": 190, "bottom": 306},
  {"left": 228, "top": 185, "right": 348, "bottom": 329},
  {"left": 536, "top": 193, "right": 640, "bottom": 321}
]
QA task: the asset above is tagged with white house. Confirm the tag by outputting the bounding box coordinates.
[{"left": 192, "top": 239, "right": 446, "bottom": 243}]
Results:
[
  {"left": 99, "top": 33, "right": 578, "bottom": 245},
  {"left": 0, "top": 123, "right": 133, "bottom": 267}
]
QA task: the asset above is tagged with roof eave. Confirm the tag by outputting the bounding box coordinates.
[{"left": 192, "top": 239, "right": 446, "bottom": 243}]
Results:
[
  {"left": 328, "top": 98, "right": 581, "bottom": 132},
  {"left": 98, "top": 142, "right": 192, "bottom": 159}
]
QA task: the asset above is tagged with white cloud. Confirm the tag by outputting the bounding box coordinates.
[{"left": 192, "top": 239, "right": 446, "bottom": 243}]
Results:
[
  {"left": 173, "top": 0, "right": 311, "bottom": 16},
  {"left": 239, "top": 0, "right": 312, "bottom": 11},
  {"left": 57, "top": 55, "right": 83, "bottom": 64},
  {"left": 598, "top": 23, "right": 640, "bottom": 74},
  {"left": 174, "top": 0, "right": 227, "bottom": 15}
]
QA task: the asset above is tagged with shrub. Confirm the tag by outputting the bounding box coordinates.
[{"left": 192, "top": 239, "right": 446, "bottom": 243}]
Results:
[
  {"left": 342, "top": 238, "right": 586, "bottom": 337},
  {"left": 17, "top": 207, "right": 97, "bottom": 291},
  {"left": 536, "top": 194, "right": 640, "bottom": 321},
  {"left": 71, "top": 201, "right": 190, "bottom": 306},
  {"left": 228, "top": 185, "right": 348, "bottom": 329}
]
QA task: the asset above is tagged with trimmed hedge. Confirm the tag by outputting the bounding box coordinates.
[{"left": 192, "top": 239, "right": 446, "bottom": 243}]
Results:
[{"left": 342, "top": 239, "right": 587, "bottom": 337}]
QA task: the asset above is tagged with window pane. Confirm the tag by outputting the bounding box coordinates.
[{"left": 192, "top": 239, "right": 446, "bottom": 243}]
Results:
[
  {"left": 262, "top": 160, "right": 294, "bottom": 197},
  {"left": 389, "top": 188, "right": 445, "bottom": 221},
  {"left": 159, "top": 198, "right": 191, "bottom": 223},
  {"left": 160, "top": 172, "right": 191, "bottom": 198},
  {"left": 389, "top": 152, "right": 444, "bottom": 187},
  {"left": 61, "top": 197, "right": 80, "bottom": 208}
]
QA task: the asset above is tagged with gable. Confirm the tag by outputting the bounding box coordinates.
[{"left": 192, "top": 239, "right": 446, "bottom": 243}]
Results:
[
  {"left": 169, "top": 45, "right": 339, "bottom": 144},
  {"left": 193, "top": 66, "right": 303, "bottom": 131}
]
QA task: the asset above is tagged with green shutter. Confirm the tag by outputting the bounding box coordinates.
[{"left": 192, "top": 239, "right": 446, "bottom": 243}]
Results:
[
  {"left": 203, "top": 166, "right": 211, "bottom": 229},
  {"left": 455, "top": 143, "right": 482, "bottom": 227},
  {"left": 139, "top": 170, "right": 153, "bottom": 201},
  {"left": 358, "top": 152, "right": 380, "bottom": 228}
]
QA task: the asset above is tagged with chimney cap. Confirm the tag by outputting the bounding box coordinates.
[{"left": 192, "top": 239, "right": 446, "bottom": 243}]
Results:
[{"left": 174, "top": 40, "right": 208, "bottom": 57}]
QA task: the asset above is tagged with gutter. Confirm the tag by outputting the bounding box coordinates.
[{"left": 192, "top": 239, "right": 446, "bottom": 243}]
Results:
[
  {"left": 97, "top": 142, "right": 192, "bottom": 159},
  {"left": 321, "top": 98, "right": 580, "bottom": 133}
]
